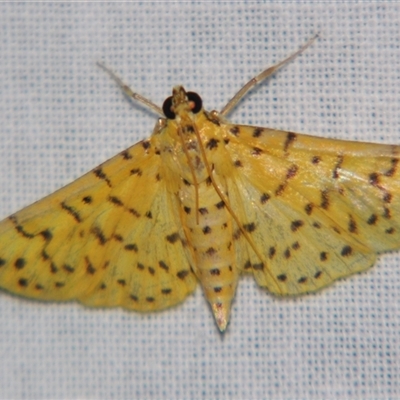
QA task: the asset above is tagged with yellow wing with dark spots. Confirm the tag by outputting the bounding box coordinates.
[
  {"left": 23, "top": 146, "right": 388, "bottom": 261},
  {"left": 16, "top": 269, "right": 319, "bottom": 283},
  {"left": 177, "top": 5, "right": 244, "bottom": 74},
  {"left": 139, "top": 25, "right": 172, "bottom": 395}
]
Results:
[
  {"left": 221, "top": 123, "right": 400, "bottom": 295},
  {"left": 0, "top": 138, "right": 197, "bottom": 311}
]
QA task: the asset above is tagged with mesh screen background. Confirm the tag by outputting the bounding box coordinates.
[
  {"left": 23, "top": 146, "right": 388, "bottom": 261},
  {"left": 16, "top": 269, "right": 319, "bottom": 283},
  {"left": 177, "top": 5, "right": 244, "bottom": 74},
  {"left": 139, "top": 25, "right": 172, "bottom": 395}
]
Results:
[{"left": 0, "top": 2, "right": 399, "bottom": 399}]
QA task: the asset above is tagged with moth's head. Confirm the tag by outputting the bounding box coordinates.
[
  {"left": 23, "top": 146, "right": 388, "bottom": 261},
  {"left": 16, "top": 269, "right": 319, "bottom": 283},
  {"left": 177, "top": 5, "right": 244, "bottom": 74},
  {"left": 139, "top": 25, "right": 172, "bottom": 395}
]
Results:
[{"left": 162, "top": 86, "right": 203, "bottom": 120}]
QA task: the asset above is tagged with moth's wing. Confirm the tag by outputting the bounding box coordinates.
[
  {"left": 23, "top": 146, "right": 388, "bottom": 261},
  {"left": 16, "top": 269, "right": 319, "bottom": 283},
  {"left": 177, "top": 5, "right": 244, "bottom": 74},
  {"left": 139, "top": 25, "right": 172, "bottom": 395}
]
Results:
[
  {"left": 221, "top": 124, "right": 400, "bottom": 295},
  {"left": 0, "top": 138, "right": 197, "bottom": 311}
]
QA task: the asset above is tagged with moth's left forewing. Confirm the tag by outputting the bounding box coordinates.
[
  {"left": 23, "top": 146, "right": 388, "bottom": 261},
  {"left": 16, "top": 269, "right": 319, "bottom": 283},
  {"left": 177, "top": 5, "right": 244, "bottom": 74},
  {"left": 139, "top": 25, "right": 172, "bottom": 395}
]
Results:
[
  {"left": 286, "top": 133, "right": 400, "bottom": 253},
  {"left": 0, "top": 137, "right": 197, "bottom": 310},
  {"left": 220, "top": 123, "right": 400, "bottom": 296}
]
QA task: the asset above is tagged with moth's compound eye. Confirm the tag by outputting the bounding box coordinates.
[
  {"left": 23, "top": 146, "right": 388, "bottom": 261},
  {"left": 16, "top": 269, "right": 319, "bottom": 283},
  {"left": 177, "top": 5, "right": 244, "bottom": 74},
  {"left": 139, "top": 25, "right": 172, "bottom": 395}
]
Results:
[
  {"left": 187, "top": 92, "right": 202, "bottom": 114},
  {"left": 162, "top": 96, "right": 175, "bottom": 119}
]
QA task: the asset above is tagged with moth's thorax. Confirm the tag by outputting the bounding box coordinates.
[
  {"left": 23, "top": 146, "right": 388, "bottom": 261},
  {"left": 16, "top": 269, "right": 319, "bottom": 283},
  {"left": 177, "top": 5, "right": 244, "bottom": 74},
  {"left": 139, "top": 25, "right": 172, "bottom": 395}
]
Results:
[{"left": 160, "top": 108, "right": 218, "bottom": 185}]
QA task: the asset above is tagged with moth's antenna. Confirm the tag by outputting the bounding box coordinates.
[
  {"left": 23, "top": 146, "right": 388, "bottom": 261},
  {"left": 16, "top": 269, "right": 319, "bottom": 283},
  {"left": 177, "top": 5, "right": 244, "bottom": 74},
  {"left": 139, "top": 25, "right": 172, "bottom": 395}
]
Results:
[
  {"left": 220, "top": 33, "right": 319, "bottom": 117},
  {"left": 97, "top": 62, "right": 164, "bottom": 117}
]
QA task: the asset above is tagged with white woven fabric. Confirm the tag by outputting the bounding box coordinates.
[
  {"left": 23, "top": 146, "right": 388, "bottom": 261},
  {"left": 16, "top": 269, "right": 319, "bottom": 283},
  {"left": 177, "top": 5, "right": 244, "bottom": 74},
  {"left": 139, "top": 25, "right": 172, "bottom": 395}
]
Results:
[{"left": 0, "top": 2, "right": 399, "bottom": 399}]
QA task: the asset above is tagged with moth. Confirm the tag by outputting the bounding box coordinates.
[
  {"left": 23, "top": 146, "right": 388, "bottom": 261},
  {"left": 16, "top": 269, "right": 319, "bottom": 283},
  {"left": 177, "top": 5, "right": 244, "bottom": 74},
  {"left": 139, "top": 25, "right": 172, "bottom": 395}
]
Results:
[{"left": 1, "top": 35, "right": 399, "bottom": 332}]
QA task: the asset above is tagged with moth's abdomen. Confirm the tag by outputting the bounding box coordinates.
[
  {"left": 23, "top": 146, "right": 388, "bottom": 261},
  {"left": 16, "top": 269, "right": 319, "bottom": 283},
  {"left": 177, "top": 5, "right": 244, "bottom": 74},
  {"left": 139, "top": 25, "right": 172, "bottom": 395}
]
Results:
[{"left": 179, "top": 180, "right": 238, "bottom": 331}]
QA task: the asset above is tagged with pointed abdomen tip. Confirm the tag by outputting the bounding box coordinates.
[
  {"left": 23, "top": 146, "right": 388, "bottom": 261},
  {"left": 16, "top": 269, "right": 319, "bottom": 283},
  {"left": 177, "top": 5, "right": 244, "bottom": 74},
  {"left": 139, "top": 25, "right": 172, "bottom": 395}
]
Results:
[{"left": 212, "top": 302, "right": 230, "bottom": 332}]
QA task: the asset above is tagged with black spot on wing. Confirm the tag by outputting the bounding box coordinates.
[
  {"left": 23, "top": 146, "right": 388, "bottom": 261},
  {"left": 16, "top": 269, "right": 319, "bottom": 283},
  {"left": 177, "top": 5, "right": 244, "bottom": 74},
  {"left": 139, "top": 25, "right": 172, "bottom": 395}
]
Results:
[
  {"left": 10, "top": 216, "right": 34, "bottom": 238},
  {"left": 18, "top": 278, "right": 28, "bottom": 287},
  {"left": 383, "top": 207, "right": 391, "bottom": 219},
  {"left": 93, "top": 167, "right": 112, "bottom": 187},
  {"left": 121, "top": 150, "right": 132, "bottom": 160},
  {"left": 41, "top": 250, "right": 49, "bottom": 261},
  {"left": 177, "top": 270, "right": 190, "bottom": 280},
  {"left": 137, "top": 263, "right": 145, "bottom": 271},
  {"left": 286, "top": 165, "right": 298, "bottom": 179},
  {"left": 215, "top": 201, "right": 225, "bottom": 209},
  {"left": 290, "top": 220, "right": 304, "bottom": 232},
  {"left": 166, "top": 232, "right": 180, "bottom": 244},
  {"left": 243, "top": 222, "right": 256, "bottom": 232},
  {"left": 284, "top": 132, "right": 296, "bottom": 151},
  {"left": 15, "top": 258, "right": 26, "bottom": 269},
  {"left": 260, "top": 193, "right": 270, "bottom": 204},
  {"left": 314, "top": 271, "right": 323, "bottom": 279},
  {"left": 159, "top": 261, "right": 169, "bottom": 271},
  {"left": 348, "top": 215, "right": 358, "bottom": 233},
  {"left": 369, "top": 172, "right": 380, "bottom": 187},
  {"left": 243, "top": 260, "right": 251, "bottom": 270},
  {"left": 253, "top": 128, "right": 264, "bottom": 137},
  {"left": 252, "top": 147, "right": 263, "bottom": 156},
  {"left": 40, "top": 229, "right": 53, "bottom": 241},
  {"left": 85, "top": 257, "right": 96, "bottom": 274},
  {"left": 63, "top": 264, "right": 75, "bottom": 273},
  {"left": 332, "top": 155, "right": 344, "bottom": 179},
  {"left": 202, "top": 226, "right": 211, "bottom": 234},
  {"left": 275, "top": 184, "right": 286, "bottom": 196},
  {"left": 311, "top": 156, "right": 321, "bottom": 164},
  {"left": 320, "top": 190, "right": 329, "bottom": 209},
  {"left": 292, "top": 241, "right": 300, "bottom": 250},
  {"left": 269, "top": 246, "right": 276, "bottom": 259},
  {"left": 383, "top": 192, "right": 392, "bottom": 204},
  {"left": 129, "top": 208, "right": 141, "bottom": 217},
  {"left": 124, "top": 243, "right": 138, "bottom": 252},
  {"left": 113, "top": 234, "right": 123, "bottom": 242},
  {"left": 130, "top": 168, "right": 143, "bottom": 177},
  {"left": 206, "top": 138, "right": 219, "bottom": 150},
  {"left": 91, "top": 226, "right": 107, "bottom": 245},
  {"left": 108, "top": 196, "right": 124, "bottom": 207},
  {"left": 253, "top": 263, "right": 264, "bottom": 271},
  {"left": 305, "top": 203, "right": 314, "bottom": 215},
  {"left": 61, "top": 202, "right": 82, "bottom": 223},
  {"left": 341, "top": 246, "right": 352, "bottom": 257},
  {"left": 142, "top": 140, "right": 151, "bottom": 150},
  {"left": 384, "top": 158, "right": 399, "bottom": 177},
  {"left": 313, "top": 222, "right": 321, "bottom": 229},
  {"left": 50, "top": 262, "right": 58, "bottom": 274},
  {"left": 82, "top": 196, "right": 93, "bottom": 204},
  {"left": 230, "top": 126, "right": 240, "bottom": 136},
  {"left": 146, "top": 297, "right": 155, "bottom": 303},
  {"left": 206, "top": 247, "right": 217, "bottom": 256},
  {"left": 277, "top": 274, "right": 287, "bottom": 282}
]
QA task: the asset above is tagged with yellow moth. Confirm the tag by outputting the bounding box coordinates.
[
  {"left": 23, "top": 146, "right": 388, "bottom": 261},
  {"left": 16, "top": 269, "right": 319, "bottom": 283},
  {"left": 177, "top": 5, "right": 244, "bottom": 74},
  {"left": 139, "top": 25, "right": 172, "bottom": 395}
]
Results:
[{"left": 1, "top": 36, "right": 399, "bottom": 332}]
